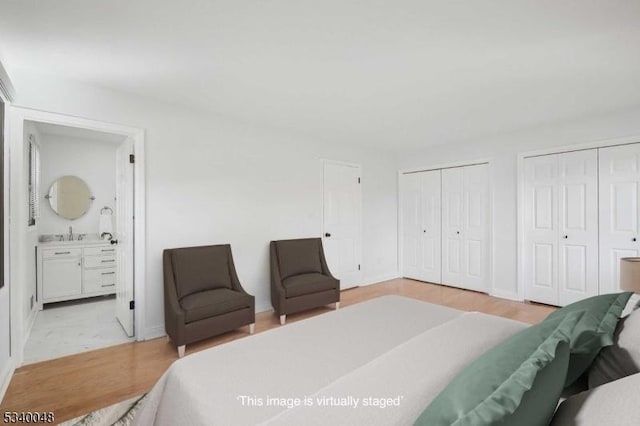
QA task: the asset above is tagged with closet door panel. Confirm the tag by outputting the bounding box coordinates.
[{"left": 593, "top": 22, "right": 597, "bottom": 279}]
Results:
[
  {"left": 402, "top": 173, "right": 423, "bottom": 280},
  {"left": 420, "top": 170, "right": 442, "bottom": 283},
  {"left": 524, "top": 155, "right": 559, "bottom": 305},
  {"left": 463, "top": 164, "right": 489, "bottom": 291},
  {"left": 557, "top": 150, "right": 598, "bottom": 305},
  {"left": 599, "top": 144, "right": 640, "bottom": 294},
  {"left": 442, "top": 167, "right": 464, "bottom": 287}
]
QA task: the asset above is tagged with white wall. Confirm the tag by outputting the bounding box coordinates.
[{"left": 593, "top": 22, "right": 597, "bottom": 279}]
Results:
[
  {"left": 38, "top": 134, "right": 116, "bottom": 236},
  {"left": 398, "top": 107, "right": 640, "bottom": 299},
  {"left": 10, "top": 72, "right": 399, "bottom": 337}
]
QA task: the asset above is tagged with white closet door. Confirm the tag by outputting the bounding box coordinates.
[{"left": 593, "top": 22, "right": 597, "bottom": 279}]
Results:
[
  {"left": 557, "top": 150, "right": 599, "bottom": 305},
  {"left": 420, "top": 170, "right": 442, "bottom": 283},
  {"left": 524, "top": 155, "right": 559, "bottom": 305},
  {"left": 442, "top": 168, "right": 465, "bottom": 288},
  {"left": 462, "top": 164, "right": 489, "bottom": 291},
  {"left": 402, "top": 172, "right": 423, "bottom": 280},
  {"left": 599, "top": 144, "right": 640, "bottom": 294}
]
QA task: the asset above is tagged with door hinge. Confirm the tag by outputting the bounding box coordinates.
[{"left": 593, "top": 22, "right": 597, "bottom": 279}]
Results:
[
  {"left": 358, "top": 264, "right": 361, "bottom": 270},
  {"left": 358, "top": 177, "right": 361, "bottom": 184},
  {"left": 129, "top": 154, "right": 135, "bottom": 164},
  {"left": 129, "top": 300, "right": 135, "bottom": 310}
]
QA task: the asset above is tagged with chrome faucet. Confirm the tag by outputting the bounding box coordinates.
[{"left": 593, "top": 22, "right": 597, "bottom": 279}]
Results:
[{"left": 68, "top": 226, "right": 74, "bottom": 241}]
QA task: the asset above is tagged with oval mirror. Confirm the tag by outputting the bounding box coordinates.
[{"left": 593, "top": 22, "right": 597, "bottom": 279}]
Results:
[{"left": 47, "top": 176, "right": 93, "bottom": 220}]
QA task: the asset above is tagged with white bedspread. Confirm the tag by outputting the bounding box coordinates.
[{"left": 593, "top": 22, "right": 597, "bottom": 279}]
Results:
[{"left": 133, "top": 295, "right": 527, "bottom": 426}]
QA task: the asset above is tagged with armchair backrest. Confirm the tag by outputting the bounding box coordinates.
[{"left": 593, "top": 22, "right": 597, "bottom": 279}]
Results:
[
  {"left": 165, "top": 244, "right": 235, "bottom": 299},
  {"left": 271, "top": 238, "right": 325, "bottom": 280}
]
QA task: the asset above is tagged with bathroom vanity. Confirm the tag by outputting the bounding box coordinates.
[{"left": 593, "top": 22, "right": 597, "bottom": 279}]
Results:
[{"left": 37, "top": 240, "right": 117, "bottom": 308}]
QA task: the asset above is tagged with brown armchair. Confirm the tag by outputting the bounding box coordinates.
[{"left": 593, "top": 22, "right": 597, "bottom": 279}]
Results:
[
  {"left": 270, "top": 238, "right": 340, "bottom": 325},
  {"left": 164, "top": 244, "right": 255, "bottom": 357}
]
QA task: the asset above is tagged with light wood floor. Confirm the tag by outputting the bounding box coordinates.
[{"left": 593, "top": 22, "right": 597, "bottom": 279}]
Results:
[{"left": 0, "top": 278, "right": 556, "bottom": 423}]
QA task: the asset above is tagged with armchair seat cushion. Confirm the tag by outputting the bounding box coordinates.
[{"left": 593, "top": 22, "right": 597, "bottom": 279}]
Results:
[
  {"left": 180, "top": 288, "right": 252, "bottom": 324},
  {"left": 282, "top": 273, "right": 338, "bottom": 298}
]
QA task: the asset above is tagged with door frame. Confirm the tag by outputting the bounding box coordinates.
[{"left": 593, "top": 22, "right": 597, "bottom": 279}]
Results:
[
  {"left": 7, "top": 106, "right": 146, "bottom": 367},
  {"left": 516, "top": 134, "right": 640, "bottom": 302},
  {"left": 321, "top": 159, "right": 363, "bottom": 288},
  {"left": 398, "top": 158, "right": 493, "bottom": 294},
  {"left": 0, "top": 77, "right": 13, "bottom": 402}
]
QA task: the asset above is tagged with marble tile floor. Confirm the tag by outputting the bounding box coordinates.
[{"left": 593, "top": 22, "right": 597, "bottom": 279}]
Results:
[{"left": 23, "top": 295, "right": 134, "bottom": 364}]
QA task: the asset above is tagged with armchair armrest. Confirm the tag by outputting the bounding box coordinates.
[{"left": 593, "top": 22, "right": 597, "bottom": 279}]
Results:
[
  {"left": 319, "top": 242, "right": 338, "bottom": 281},
  {"left": 163, "top": 250, "right": 185, "bottom": 340},
  {"left": 270, "top": 242, "right": 286, "bottom": 295},
  {"left": 227, "top": 245, "right": 250, "bottom": 295}
]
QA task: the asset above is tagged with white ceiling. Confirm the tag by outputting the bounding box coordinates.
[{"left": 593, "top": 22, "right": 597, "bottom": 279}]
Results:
[
  {"left": 2, "top": 1, "right": 640, "bottom": 150},
  {"left": 32, "top": 121, "right": 126, "bottom": 144}
]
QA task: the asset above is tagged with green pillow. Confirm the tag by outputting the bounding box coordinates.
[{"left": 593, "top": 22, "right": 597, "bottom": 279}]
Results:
[
  {"left": 414, "top": 311, "right": 582, "bottom": 426},
  {"left": 544, "top": 292, "right": 632, "bottom": 386}
]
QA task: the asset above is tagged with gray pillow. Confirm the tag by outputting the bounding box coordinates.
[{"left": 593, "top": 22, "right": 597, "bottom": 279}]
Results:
[
  {"left": 552, "top": 372, "right": 640, "bottom": 426},
  {"left": 588, "top": 307, "right": 640, "bottom": 388}
]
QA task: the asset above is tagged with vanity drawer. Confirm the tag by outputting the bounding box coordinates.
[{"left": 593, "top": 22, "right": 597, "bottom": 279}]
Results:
[
  {"left": 84, "top": 268, "right": 117, "bottom": 294},
  {"left": 84, "top": 246, "right": 117, "bottom": 256},
  {"left": 41, "top": 248, "right": 82, "bottom": 259},
  {"left": 84, "top": 254, "right": 117, "bottom": 268}
]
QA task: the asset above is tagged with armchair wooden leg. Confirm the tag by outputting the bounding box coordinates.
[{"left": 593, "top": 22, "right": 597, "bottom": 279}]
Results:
[
  {"left": 280, "top": 314, "right": 286, "bottom": 325},
  {"left": 178, "top": 345, "right": 185, "bottom": 358},
  {"left": 335, "top": 302, "right": 340, "bottom": 310},
  {"left": 249, "top": 323, "right": 255, "bottom": 334}
]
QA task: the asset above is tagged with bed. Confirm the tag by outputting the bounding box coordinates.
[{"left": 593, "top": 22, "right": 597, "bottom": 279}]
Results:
[
  {"left": 133, "top": 296, "right": 528, "bottom": 425},
  {"left": 133, "top": 293, "right": 640, "bottom": 425}
]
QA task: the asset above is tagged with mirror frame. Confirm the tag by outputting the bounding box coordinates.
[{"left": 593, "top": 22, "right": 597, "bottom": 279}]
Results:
[{"left": 46, "top": 175, "right": 94, "bottom": 220}]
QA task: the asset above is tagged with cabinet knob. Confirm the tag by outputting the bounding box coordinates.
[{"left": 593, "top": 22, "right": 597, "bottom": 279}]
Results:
[
  {"left": 423, "top": 230, "right": 426, "bottom": 233},
  {"left": 324, "top": 233, "right": 331, "bottom": 238},
  {"left": 563, "top": 235, "right": 568, "bottom": 239},
  {"left": 633, "top": 237, "right": 637, "bottom": 242},
  {"left": 456, "top": 231, "right": 460, "bottom": 235}
]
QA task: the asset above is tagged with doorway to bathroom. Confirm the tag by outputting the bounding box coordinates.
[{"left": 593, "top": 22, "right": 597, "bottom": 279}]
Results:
[{"left": 7, "top": 108, "right": 146, "bottom": 366}]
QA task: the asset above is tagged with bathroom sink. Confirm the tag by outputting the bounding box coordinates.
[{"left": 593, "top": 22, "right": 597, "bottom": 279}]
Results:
[{"left": 38, "top": 234, "right": 105, "bottom": 245}]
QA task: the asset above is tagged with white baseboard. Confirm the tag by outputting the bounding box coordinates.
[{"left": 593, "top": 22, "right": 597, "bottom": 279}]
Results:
[
  {"left": 142, "top": 325, "right": 166, "bottom": 341},
  {"left": 0, "top": 357, "right": 15, "bottom": 404},
  {"left": 359, "top": 272, "right": 400, "bottom": 287},
  {"left": 490, "top": 289, "right": 523, "bottom": 302}
]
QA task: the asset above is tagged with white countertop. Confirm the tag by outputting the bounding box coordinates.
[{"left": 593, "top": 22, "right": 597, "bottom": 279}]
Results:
[{"left": 38, "top": 239, "right": 113, "bottom": 247}]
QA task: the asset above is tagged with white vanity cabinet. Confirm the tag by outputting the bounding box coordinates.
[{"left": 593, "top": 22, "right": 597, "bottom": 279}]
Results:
[
  {"left": 40, "top": 248, "right": 82, "bottom": 300},
  {"left": 37, "top": 241, "right": 117, "bottom": 307}
]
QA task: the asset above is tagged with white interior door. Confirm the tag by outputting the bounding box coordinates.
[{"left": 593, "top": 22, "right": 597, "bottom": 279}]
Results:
[
  {"left": 322, "top": 162, "right": 362, "bottom": 289},
  {"left": 115, "top": 139, "right": 134, "bottom": 337},
  {"left": 420, "top": 170, "right": 442, "bottom": 283},
  {"left": 599, "top": 143, "right": 640, "bottom": 295},
  {"left": 557, "top": 150, "right": 599, "bottom": 305},
  {"left": 524, "top": 155, "right": 559, "bottom": 305},
  {"left": 462, "top": 164, "right": 489, "bottom": 292},
  {"left": 442, "top": 167, "right": 465, "bottom": 287},
  {"left": 402, "top": 172, "right": 422, "bottom": 280}
]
